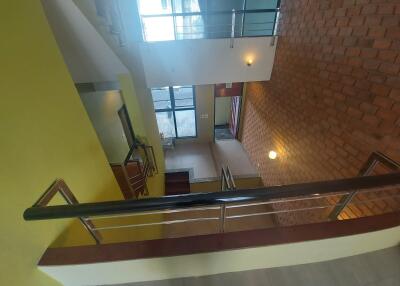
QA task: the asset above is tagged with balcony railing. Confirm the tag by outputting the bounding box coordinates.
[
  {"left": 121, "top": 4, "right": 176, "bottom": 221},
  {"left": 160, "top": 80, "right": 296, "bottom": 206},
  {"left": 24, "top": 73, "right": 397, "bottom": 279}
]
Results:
[
  {"left": 24, "top": 152, "right": 400, "bottom": 245},
  {"left": 139, "top": 8, "right": 280, "bottom": 42}
]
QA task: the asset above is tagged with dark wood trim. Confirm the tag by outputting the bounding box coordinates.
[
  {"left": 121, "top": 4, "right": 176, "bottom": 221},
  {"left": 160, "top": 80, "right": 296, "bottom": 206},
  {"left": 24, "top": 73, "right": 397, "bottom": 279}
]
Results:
[{"left": 39, "top": 211, "right": 400, "bottom": 266}]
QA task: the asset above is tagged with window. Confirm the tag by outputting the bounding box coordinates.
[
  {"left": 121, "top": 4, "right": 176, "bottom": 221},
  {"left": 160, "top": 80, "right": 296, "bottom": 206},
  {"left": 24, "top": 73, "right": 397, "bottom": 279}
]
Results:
[
  {"left": 137, "top": 0, "right": 204, "bottom": 41},
  {"left": 152, "top": 86, "right": 197, "bottom": 138}
]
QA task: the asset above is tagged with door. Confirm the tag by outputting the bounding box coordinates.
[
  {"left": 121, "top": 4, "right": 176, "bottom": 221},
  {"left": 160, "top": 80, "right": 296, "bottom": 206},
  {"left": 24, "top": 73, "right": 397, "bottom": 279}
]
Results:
[{"left": 229, "top": 96, "right": 241, "bottom": 138}]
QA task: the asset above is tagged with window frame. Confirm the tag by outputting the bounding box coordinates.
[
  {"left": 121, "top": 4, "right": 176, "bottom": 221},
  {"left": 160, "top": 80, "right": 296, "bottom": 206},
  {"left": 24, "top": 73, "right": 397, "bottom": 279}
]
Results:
[{"left": 152, "top": 86, "right": 197, "bottom": 139}]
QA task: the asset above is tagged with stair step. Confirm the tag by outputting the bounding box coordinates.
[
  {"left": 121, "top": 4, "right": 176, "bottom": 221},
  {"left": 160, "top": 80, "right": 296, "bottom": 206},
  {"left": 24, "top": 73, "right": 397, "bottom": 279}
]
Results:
[
  {"left": 165, "top": 172, "right": 190, "bottom": 196},
  {"left": 165, "top": 182, "right": 190, "bottom": 188},
  {"left": 165, "top": 172, "right": 190, "bottom": 183}
]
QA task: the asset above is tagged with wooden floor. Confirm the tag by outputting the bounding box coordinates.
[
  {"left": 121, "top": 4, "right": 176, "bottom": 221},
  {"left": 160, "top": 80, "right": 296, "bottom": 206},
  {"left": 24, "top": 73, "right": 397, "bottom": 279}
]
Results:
[{"left": 102, "top": 246, "right": 400, "bottom": 286}]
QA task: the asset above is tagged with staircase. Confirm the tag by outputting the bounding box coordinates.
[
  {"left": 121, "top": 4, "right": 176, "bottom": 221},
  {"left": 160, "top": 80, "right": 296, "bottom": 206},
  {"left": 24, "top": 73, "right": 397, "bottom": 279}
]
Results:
[
  {"left": 111, "top": 142, "right": 157, "bottom": 199},
  {"left": 165, "top": 172, "right": 190, "bottom": 196}
]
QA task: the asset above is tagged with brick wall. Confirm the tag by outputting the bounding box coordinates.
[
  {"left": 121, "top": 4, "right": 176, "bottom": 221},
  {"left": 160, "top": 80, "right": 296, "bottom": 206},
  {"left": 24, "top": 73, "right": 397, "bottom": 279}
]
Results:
[{"left": 241, "top": 0, "right": 400, "bottom": 224}]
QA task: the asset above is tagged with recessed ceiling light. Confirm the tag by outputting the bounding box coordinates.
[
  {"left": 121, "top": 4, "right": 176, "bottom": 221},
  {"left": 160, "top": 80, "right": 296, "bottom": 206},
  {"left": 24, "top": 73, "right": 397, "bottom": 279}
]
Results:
[{"left": 268, "top": 150, "right": 277, "bottom": 160}]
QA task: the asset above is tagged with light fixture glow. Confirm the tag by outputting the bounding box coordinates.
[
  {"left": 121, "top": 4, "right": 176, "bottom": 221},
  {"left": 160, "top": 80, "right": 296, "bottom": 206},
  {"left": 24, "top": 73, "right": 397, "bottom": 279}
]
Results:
[
  {"left": 246, "top": 58, "right": 253, "bottom": 66},
  {"left": 268, "top": 150, "right": 277, "bottom": 160}
]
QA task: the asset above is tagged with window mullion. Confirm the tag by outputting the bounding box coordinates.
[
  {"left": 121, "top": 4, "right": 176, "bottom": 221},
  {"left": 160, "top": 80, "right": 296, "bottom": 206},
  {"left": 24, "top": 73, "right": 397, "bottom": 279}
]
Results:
[{"left": 170, "top": 87, "right": 179, "bottom": 138}]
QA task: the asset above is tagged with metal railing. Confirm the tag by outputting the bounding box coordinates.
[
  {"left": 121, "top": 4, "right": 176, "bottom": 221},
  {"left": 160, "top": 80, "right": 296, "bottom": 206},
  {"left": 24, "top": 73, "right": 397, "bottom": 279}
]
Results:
[
  {"left": 125, "top": 140, "right": 158, "bottom": 176},
  {"left": 329, "top": 151, "right": 400, "bottom": 219},
  {"left": 24, "top": 152, "right": 400, "bottom": 244},
  {"left": 221, "top": 165, "right": 236, "bottom": 191},
  {"left": 29, "top": 179, "right": 102, "bottom": 244},
  {"left": 140, "top": 8, "right": 280, "bottom": 43},
  {"left": 110, "top": 141, "right": 158, "bottom": 199}
]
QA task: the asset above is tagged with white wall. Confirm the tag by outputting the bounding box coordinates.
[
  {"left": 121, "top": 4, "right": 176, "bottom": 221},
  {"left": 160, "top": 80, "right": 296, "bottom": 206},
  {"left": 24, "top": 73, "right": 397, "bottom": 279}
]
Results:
[
  {"left": 74, "top": 0, "right": 167, "bottom": 179},
  {"left": 215, "top": 97, "right": 232, "bottom": 126},
  {"left": 39, "top": 225, "right": 400, "bottom": 286},
  {"left": 42, "top": 0, "right": 129, "bottom": 83},
  {"left": 80, "top": 91, "right": 128, "bottom": 163},
  {"left": 140, "top": 37, "right": 277, "bottom": 87}
]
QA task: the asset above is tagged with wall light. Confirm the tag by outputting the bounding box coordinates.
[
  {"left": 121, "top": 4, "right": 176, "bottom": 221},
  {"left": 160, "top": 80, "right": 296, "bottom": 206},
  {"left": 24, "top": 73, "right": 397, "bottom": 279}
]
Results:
[
  {"left": 268, "top": 150, "right": 277, "bottom": 160},
  {"left": 246, "top": 58, "right": 253, "bottom": 66}
]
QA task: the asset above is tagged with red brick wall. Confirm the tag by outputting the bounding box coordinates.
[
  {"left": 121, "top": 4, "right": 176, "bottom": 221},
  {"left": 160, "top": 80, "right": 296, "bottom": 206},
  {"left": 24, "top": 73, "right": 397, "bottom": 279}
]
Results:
[
  {"left": 242, "top": 0, "right": 400, "bottom": 187},
  {"left": 240, "top": 0, "right": 400, "bottom": 225}
]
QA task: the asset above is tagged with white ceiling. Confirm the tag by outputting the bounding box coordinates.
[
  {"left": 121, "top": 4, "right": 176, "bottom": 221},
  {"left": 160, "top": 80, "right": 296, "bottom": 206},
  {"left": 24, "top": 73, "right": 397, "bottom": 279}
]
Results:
[{"left": 41, "top": 0, "right": 128, "bottom": 83}]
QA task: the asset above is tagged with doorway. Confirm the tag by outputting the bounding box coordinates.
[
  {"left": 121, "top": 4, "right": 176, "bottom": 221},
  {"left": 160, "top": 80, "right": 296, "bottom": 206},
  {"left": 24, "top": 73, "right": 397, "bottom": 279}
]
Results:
[{"left": 214, "top": 83, "right": 243, "bottom": 141}]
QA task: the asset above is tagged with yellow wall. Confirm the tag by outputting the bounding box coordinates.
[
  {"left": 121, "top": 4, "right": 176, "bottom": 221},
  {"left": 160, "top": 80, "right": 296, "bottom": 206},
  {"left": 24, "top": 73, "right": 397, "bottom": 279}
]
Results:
[{"left": 0, "top": 1, "right": 122, "bottom": 285}]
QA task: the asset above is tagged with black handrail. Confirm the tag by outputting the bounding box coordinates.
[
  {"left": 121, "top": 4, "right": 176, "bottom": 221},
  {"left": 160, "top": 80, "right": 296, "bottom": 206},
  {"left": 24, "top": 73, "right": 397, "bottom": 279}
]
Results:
[{"left": 24, "top": 172, "right": 400, "bottom": 221}]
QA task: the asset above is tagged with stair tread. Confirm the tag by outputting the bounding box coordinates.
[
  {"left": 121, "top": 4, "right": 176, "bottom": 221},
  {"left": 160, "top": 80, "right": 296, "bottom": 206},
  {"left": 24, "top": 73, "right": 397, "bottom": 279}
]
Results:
[
  {"left": 165, "top": 172, "right": 189, "bottom": 183},
  {"left": 166, "top": 181, "right": 189, "bottom": 187}
]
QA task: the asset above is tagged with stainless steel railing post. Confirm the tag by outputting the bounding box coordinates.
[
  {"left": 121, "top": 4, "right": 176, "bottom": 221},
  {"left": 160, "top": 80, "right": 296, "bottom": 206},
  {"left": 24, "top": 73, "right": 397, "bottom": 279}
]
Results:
[
  {"left": 329, "top": 152, "right": 400, "bottom": 220},
  {"left": 220, "top": 204, "right": 226, "bottom": 233}
]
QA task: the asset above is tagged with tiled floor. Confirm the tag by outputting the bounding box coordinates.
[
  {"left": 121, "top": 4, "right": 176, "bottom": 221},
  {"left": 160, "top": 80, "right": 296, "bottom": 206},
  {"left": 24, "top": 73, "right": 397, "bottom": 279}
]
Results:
[
  {"left": 211, "top": 139, "right": 259, "bottom": 178},
  {"left": 162, "top": 140, "right": 267, "bottom": 240},
  {"left": 165, "top": 143, "right": 218, "bottom": 181},
  {"left": 215, "top": 127, "right": 234, "bottom": 140},
  {"left": 164, "top": 140, "right": 259, "bottom": 182}
]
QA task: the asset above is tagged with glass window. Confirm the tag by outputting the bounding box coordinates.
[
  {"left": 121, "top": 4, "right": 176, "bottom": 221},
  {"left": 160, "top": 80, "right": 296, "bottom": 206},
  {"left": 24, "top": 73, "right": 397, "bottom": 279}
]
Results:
[
  {"left": 151, "top": 86, "right": 197, "bottom": 138},
  {"left": 151, "top": 87, "right": 172, "bottom": 110},
  {"left": 172, "top": 0, "right": 201, "bottom": 13},
  {"left": 142, "top": 16, "right": 175, "bottom": 42},
  {"left": 137, "top": 0, "right": 172, "bottom": 15},
  {"left": 173, "top": 86, "right": 194, "bottom": 108},
  {"left": 138, "top": 0, "right": 205, "bottom": 41},
  {"left": 175, "top": 109, "right": 196, "bottom": 137},
  {"left": 156, "top": 111, "right": 176, "bottom": 138},
  {"left": 175, "top": 15, "right": 204, "bottom": 40}
]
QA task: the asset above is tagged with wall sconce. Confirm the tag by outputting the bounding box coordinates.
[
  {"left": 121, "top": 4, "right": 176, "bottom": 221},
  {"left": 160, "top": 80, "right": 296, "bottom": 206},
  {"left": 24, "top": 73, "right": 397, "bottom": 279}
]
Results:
[
  {"left": 268, "top": 150, "right": 277, "bottom": 160},
  {"left": 246, "top": 58, "right": 253, "bottom": 66}
]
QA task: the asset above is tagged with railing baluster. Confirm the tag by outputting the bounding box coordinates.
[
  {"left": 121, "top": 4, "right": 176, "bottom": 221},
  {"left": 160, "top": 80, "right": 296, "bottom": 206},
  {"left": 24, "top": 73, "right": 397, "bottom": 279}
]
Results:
[
  {"left": 329, "top": 152, "right": 400, "bottom": 220},
  {"left": 220, "top": 204, "right": 226, "bottom": 233},
  {"left": 226, "top": 166, "right": 236, "bottom": 190}
]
